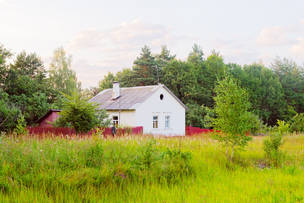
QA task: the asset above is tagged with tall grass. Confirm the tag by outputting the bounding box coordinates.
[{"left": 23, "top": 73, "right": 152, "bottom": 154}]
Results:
[{"left": 0, "top": 134, "right": 304, "bottom": 202}]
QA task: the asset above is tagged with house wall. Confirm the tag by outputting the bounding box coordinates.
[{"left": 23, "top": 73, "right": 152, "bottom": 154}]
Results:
[
  {"left": 39, "top": 112, "right": 60, "bottom": 127},
  {"left": 135, "top": 87, "right": 185, "bottom": 136},
  {"left": 107, "top": 110, "right": 137, "bottom": 127}
]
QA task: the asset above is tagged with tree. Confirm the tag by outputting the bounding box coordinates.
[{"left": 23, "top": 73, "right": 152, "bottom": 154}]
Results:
[
  {"left": 187, "top": 44, "right": 204, "bottom": 65},
  {"left": 0, "top": 89, "right": 21, "bottom": 132},
  {"left": 162, "top": 60, "right": 197, "bottom": 104},
  {"left": 55, "top": 93, "right": 109, "bottom": 133},
  {"left": 229, "top": 63, "right": 286, "bottom": 125},
  {"left": 115, "top": 69, "right": 134, "bottom": 87},
  {"left": 1, "top": 51, "right": 53, "bottom": 125},
  {"left": 289, "top": 113, "right": 304, "bottom": 133},
  {"left": 155, "top": 45, "right": 175, "bottom": 83},
  {"left": 98, "top": 72, "right": 115, "bottom": 91},
  {"left": 212, "top": 77, "right": 254, "bottom": 161},
  {"left": 197, "top": 51, "right": 226, "bottom": 107},
  {"left": 132, "top": 45, "right": 158, "bottom": 86},
  {"left": 186, "top": 103, "right": 215, "bottom": 128},
  {"left": 272, "top": 58, "right": 304, "bottom": 114},
  {"left": 0, "top": 44, "right": 12, "bottom": 88},
  {"left": 49, "top": 47, "right": 81, "bottom": 96}
]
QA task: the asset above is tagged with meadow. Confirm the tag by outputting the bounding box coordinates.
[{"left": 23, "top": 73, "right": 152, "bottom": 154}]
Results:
[{"left": 0, "top": 134, "right": 304, "bottom": 202}]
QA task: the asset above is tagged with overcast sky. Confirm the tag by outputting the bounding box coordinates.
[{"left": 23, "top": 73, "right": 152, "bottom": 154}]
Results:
[{"left": 1, "top": 0, "right": 304, "bottom": 88}]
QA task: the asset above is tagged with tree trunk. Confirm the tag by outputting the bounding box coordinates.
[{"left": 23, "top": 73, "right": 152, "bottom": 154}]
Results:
[
  {"left": 225, "top": 142, "right": 228, "bottom": 159},
  {"left": 230, "top": 143, "right": 235, "bottom": 162}
]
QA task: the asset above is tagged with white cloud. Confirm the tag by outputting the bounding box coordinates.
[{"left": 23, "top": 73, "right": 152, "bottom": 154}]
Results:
[
  {"left": 290, "top": 38, "right": 304, "bottom": 57},
  {"left": 67, "top": 19, "right": 185, "bottom": 68},
  {"left": 254, "top": 20, "right": 304, "bottom": 63},
  {"left": 71, "top": 59, "right": 122, "bottom": 89},
  {"left": 65, "top": 19, "right": 195, "bottom": 88},
  {"left": 256, "top": 20, "right": 304, "bottom": 47},
  {"left": 256, "top": 26, "right": 288, "bottom": 46}
]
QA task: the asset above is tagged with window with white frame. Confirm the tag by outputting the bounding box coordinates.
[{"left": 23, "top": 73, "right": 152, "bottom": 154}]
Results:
[
  {"left": 165, "top": 115, "right": 170, "bottom": 128},
  {"left": 153, "top": 116, "right": 158, "bottom": 128},
  {"left": 113, "top": 116, "right": 119, "bottom": 128}
]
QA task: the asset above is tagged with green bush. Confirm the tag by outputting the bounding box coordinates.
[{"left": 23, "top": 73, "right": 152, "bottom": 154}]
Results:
[
  {"left": 289, "top": 113, "right": 304, "bottom": 133},
  {"left": 263, "top": 120, "right": 288, "bottom": 167},
  {"left": 14, "top": 115, "right": 28, "bottom": 135},
  {"left": 263, "top": 133, "right": 285, "bottom": 167},
  {"left": 55, "top": 92, "right": 110, "bottom": 133}
]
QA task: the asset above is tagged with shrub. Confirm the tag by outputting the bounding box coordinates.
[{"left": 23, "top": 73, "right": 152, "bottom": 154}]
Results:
[
  {"left": 263, "top": 133, "right": 284, "bottom": 167},
  {"left": 263, "top": 120, "right": 288, "bottom": 167},
  {"left": 55, "top": 92, "right": 110, "bottom": 133},
  {"left": 14, "top": 115, "right": 28, "bottom": 135},
  {"left": 289, "top": 113, "right": 304, "bottom": 133}
]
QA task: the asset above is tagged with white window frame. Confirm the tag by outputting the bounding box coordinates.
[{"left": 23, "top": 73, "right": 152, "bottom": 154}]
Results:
[
  {"left": 113, "top": 116, "right": 119, "bottom": 128},
  {"left": 165, "top": 115, "right": 170, "bottom": 128}
]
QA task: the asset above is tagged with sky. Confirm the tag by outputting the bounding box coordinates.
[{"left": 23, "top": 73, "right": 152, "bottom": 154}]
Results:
[{"left": 1, "top": 0, "right": 304, "bottom": 88}]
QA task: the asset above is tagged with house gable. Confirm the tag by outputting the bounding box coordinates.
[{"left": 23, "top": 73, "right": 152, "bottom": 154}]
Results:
[{"left": 135, "top": 85, "right": 186, "bottom": 135}]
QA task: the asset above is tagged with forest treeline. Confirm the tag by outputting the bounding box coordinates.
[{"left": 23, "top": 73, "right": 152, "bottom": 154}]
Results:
[
  {"left": 98, "top": 44, "right": 304, "bottom": 128},
  {"left": 1, "top": 43, "right": 304, "bottom": 132}
]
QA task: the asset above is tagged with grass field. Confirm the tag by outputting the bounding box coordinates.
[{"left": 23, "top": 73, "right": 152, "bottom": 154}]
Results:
[{"left": 0, "top": 134, "right": 304, "bottom": 202}]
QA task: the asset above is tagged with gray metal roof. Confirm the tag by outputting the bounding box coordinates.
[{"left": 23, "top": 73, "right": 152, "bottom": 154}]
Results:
[
  {"left": 89, "top": 85, "right": 159, "bottom": 110},
  {"left": 89, "top": 84, "right": 187, "bottom": 110}
]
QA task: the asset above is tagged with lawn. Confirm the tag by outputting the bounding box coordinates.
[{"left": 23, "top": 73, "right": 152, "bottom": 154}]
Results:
[{"left": 0, "top": 134, "right": 304, "bottom": 202}]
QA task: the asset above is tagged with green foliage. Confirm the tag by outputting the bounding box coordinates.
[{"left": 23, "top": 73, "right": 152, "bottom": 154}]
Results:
[
  {"left": 187, "top": 44, "right": 204, "bottom": 65},
  {"left": 0, "top": 89, "right": 21, "bottom": 132},
  {"left": 277, "top": 120, "right": 290, "bottom": 135},
  {"left": 212, "top": 77, "right": 254, "bottom": 161},
  {"left": 115, "top": 68, "right": 135, "bottom": 87},
  {"left": 229, "top": 63, "right": 286, "bottom": 125},
  {"left": 272, "top": 58, "right": 304, "bottom": 114},
  {"left": 186, "top": 103, "right": 215, "bottom": 128},
  {"left": 289, "top": 113, "right": 304, "bottom": 133},
  {"left": 13, "top": 115, "right": 28, "bottom": 135},
  {"left": 98, "top": 72, "right": 115, "bottom": 91},
  {"left": 162, "top": 60, "right": 197, "bottom": 103},
  {"left": 55, "top": 92, "right": 109, "bottom": 133},
  {"left": 95, "top": 109, "right": 111, "bottom": 128},
  {"left": 263, "top": 120, "right": 289, "bottom": 167},
  {"left": 132, "top": 45, "right": 159, "bottom": 86},
  {"left": 248, "top": 113, "right": 264, "bottom": 136},
  {"left": 1, "top": 51, "right": 54, "bottom": 124},
  {"left": 48, "top": 47, "right": 81, "bottom": 96},
  {"left": 263, "top": 135, "right": 285, "bottom": 167}
]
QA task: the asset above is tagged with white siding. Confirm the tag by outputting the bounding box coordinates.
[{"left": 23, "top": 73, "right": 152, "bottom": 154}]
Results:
[
  {"left": 135, "top": 87, "right": 185, "bottom": 136},
  {"left": 107, "top": 110, "right": 136, "bottom": 127}
]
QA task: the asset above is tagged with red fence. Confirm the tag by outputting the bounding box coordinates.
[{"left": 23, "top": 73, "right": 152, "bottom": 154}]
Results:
[
  {"left": 186, "top": 126, "right": 214, "bottom": 136},
  {"left": 28, "top": 126, "right": 213, "bottom": 137},
  {"left": 27, "top": 126, "right": 143, "bottom": 137}
]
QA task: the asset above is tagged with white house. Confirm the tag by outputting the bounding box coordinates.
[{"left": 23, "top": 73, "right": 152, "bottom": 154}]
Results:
[{"left": 89, "top": 82, "right": 186, "bottom": 136}]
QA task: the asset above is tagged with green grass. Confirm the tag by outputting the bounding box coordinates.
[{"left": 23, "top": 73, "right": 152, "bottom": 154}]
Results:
[{"left": 0, "top": 134, "right": 304, "bottom": 202}]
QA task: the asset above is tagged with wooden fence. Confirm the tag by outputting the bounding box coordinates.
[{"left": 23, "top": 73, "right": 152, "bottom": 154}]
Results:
[{"left": 27, "top": 126, "right": 143, "bottom": 137}]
